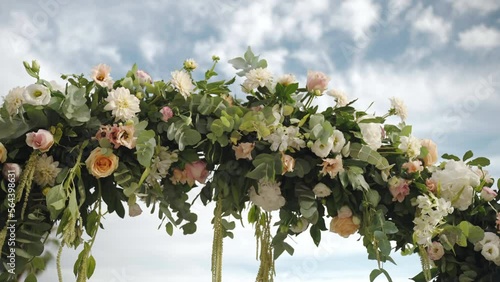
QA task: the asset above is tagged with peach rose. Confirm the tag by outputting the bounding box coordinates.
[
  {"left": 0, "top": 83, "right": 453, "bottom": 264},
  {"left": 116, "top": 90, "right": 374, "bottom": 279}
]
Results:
[
  {"left": 232, "top": 142, "right": 255, "bottom": 160},
  {"left": 421, "top": 139, "right": 438, "bottom": 166},
  {"left": 281, "top": 153, "right": 295, "bottom": 174},
  {"left": 26, "top": 129, "right": 54, "bottom": 152},
  {"left": 306, "top": 70, "right": 330, "bottom": 94},
  {"left": 85, "top": 147, "right": 119, "bottom": 178},
  {"left": 160, "top": 106, "right": 174, "bottom": 122},
  {"left": 426, "top": 179, "right": 437, "bottom": 194},
  {"left": 0, "top": 142, "right": 7, "bottom": 163},
  {"left": 185, "top": 160, "right": 209, "bottom": 186},
  {"left": 330, "top": 215, "right": 360, "bottom": 238},
  {"left": 320, "top": 156, "right": 344, "bottom": 178},
  {"left": 402, "top": 160, "right": 423, "bottom": 173},
  {"left": 388, "top": 178, "right": 410, "bottom": 202}
]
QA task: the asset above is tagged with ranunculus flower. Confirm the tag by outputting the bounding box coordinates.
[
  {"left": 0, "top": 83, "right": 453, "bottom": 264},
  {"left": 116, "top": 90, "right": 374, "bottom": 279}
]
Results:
[
  {"left": 281, "top": 153, "right": 295, "bottom": 174},
  {"left": 136, "top": 70, "right": 152, "bottom": 85},
  {"left": 388, "top": 177, "right": 410, "bottom": 202},
  {"left": 481, "top": 187, "right": 498, "bottom": 202},
  {"left": 306, "top": 70, "right": 330, "bottom": 94},
  {"left": 23, "top": 84, "right": 51, "bottom": 106},
  {"left": 232, "top": 142, "right": 255, "bottom": 160},
  {"left": 330, "top": 215, "right": 360, "bottom": 238},
  {"left": 420, "top": 139, "right": 438, "bottom": 166},
  {"left": 320, "top": 156, "right": 344, "bottom": 179},
  {"left": 85, "top": 147, "right": 119, "bottom": 178},
  {"left": 427, "top": 241, "right": 445, "bottom": 261},
  {"left": 26, "top": 129, "right": 54, "bottom": 152},
  {"left": 2, "top": 163, "right": 22, "bottom": 183},
  {"left": 160, "top": 106, "right": 174, "bottom": 122},
  {"left": 91, "top": 64, "right": 114, "bottom": 88},
  {"left": 0, "top": 142, "right": 7, "bottom": 163},
  {"left": 313, "top": 183, "right": 331, "bottom": 198},
  {"left": 402, "top": 160, "right": 423, "bottom": 173},
  {"left": 185, "top": 160, "right": 209, "bottom": 186}
]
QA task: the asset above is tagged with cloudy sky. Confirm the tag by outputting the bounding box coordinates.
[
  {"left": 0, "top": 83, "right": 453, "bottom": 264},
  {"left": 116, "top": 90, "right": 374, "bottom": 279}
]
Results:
[{"left": 1, "top": 0, "right": 499, "bottom": 281}]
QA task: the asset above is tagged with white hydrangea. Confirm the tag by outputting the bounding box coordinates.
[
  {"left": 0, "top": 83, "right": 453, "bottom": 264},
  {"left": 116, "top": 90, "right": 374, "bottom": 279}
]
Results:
[
  {"left": 3, "top": 86, "right": 25, "bottom": 115},
  {"left": 389, "top": 97, "right": 408, "bottom": 121},
  {"left": 413, "top": 193, "right": 454, "bottom": 246},
  {"left": 327, "top": 89, "right": 349, "bottom": 107},
  {"left": 430, "top": 160, "right": 480, "bottom": 211},
  {"left": 242, "top": 68, "right": 273, "bottom": 92},
  {"left": 249, "top": 180, "right": 286, "bottom": 212},
  {"left": 359, "top": 122, "right": 382, "bottom": 150},
  {"left": 399, "top": 135, "right": 422, "bottom": 160},
  {"left": 263, "top": 126, "right": 305, "bottom": 152},
  {"left": 330, "top": 129, "right": 346, "bottom": 153}
]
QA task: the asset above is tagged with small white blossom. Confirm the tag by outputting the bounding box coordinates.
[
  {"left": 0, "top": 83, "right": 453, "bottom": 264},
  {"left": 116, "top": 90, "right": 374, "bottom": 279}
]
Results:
[
  {"left": 91, "top": 64, "right": 114, "bottom": 88},
  {"left": 359, "top": 122, "right": 382, "bottom": 150},
  {"left": 389, "top": 97, "right": 408, "bottom": 121},
  {"left": 263, "top": 126, "right": 305, "bottom": 152},
  {"left": 311, "top": 139, "right": 333, "bottom": 158},
  {"left": 330, "top": 130, "right": 346, "bottom": 153},
  {"left": 277, "top": 74, "right": 296, "bottom": 86},
  {"left": 242, "top": 68, "right": 273, "bottom": 92},
  {"left": 481, "top": 242, "right": 500, "bottom": 262},
  {"left": 327, "top": 89, "right": 349, "bottom": 107}
]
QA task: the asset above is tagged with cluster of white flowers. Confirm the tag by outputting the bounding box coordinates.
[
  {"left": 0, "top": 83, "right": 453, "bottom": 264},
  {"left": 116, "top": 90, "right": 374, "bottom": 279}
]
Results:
[
  {"left": 327, "top": 89, "right": 349, "bottom": 107},
  {"left": 399, "top": 135, "right": 422, "bottom": 160},
  {"left": 389, "top": 97, "right": 408, "bottom": 121},
  {"left": 249, "top": 180, "right": 286, "bottom": 212},
  {"left": 430, "top": 160, "right": 480, "bottom": 211},
  {"left": 147, "top": 147, "right": 179, "bottom": 185},
  {"left": 413, "top": 193, "right": 454, "bottom": 246},
  {"left": 34, "top": 154, "right": 62, "bottom": 187},
  {"left": 474, "top": 232, "right": 500, "bottom": 265},
  {"left": 104, "top": 87, "right": 141, "bottom": 121},
  {"left": 263, "top": 126, "right": 305, "bottom": 152},
  {"left": 242, "top": 68, "right": 273, "bottom": 92}
]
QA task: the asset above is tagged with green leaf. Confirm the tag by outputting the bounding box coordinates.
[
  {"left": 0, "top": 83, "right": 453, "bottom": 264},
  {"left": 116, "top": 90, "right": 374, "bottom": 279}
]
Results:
[
  {"left": 349, "top": 143, "right": 391, "bottom": 170},
  {"left": 87, "top": 255, "right": 96, "bottom": 278},
  {"left": 467, "top": 157, "right": 490, "bottom": 167},
  {"left": 442, "top": 153, "right": 460, "bottom": 161},
  {"left": 310, "top": 225, "right": 321, "bottom": 246},
  {"left": 32, "top": 257, "right": 46, "bottom": 270},
  {"left": 166, "top": 222, "right": 174, "bottom": 236},
  {"left": 370, "top": 269, "right": 382, "bottom": 282},
  {"left": 24, "top": 273, "right": 37, "bottom": 282},
  {"left": 182, "top": 222, "right": 197, "bottom": 235},
  {"left": 462, "top": 150, "right": 473, "bottom": 161},
  {"left": 136, "top": 130, "right": 156, "bottom": 166},
  {"left": 46, "top": 184, "right": 67, "bottom": 220}
]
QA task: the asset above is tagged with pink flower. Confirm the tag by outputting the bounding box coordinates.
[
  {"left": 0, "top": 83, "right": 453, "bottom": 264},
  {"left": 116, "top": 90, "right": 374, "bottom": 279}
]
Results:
[
  {"left": 91, "top": 64, "right": 113, "bottom": 88},
  {"left": 185, "top": 160, "right": 209, "bottom": 186},
  {"left": 136, "top": 70, "right": 152, "bottom": 85},
  {"left": 480, "top": 187, "right": 498, "bottom": 202},
  {"left": 306, "top": 70, "right": 330, "bottom": 94},
  {"left": 106, "top": 125, "right": 121, "bottom": 148},
  {"left": 427, "top": 241, "right": 444, "bottom": 261},
  {"left": 26, "top": 129, "right": 54, "bottom": 152},
  {"left": 420, "top": 139, "right": 438, "bottom": 166},
  {"left": 160, "top": 106, "right": 174, "bottom": 122},
  {"left": 402, "top": 160, "right": 423, "bottom": 173},
  {"left": 95, "top": 125, "right": 111, "bottom": 141},
  {"left": 426, "top": 179, "right": 437, "bottom": 194},
  {"left": 389, "top": 178, "right": 410, "bottom": 202},
  {"left": 116, "top": 124, "right": 137, "bottom": 149}
]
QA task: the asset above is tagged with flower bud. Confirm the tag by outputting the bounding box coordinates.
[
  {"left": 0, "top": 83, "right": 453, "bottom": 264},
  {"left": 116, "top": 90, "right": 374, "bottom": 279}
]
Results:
[{"left": 32, "top": 60, "right": 40, "bottom": 73}]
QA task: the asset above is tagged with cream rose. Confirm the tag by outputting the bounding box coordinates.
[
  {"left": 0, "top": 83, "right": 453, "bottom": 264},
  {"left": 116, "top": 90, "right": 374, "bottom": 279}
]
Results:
[
  {"left": 421, "top": 139, "right": 438, "bottom": 166},
  {"left": 306, "top": 70, "right": 330, "bottom": 94},
  {"left": 26, "top": 129, "right": 54, "bottom": 152},
  {"left": 85, "top": 147, "right": 119, "bottom": 178},
  {"left": 330, "top": 215, "right": 360, "bottom": 238},
  {"left": 281, "top": 153, "right": 295, "bottom": 174},
  {"left": 0, "top": 142, "right": 7, "bottom": 163}
]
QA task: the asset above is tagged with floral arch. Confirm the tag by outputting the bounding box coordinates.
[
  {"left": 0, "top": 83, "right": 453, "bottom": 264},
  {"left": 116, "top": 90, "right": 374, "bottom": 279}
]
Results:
[{"left": 0, "top": 48, "right": 499, "bottom": 282}]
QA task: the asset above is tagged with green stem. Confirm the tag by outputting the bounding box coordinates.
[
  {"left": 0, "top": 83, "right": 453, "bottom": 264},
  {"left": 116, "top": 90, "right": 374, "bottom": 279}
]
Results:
[
  {"left": 57, "top": 244, "right": 64, "bottom": 282},
  {"left": 211, "top": 196, "right": 224, "bottom": 282}
]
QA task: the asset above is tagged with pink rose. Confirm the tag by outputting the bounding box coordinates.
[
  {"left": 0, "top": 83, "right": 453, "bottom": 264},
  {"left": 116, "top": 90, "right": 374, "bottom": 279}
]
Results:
[
  {"left": 427, "top": 241, "right": 444, "bottom": 261},
  {"left": 480, "top": 187, "right": 498, "bottom": 202},
  {"left": 389, "top": 178, "right": 410, "bottom": 202},
  {"left": 426, "top": 179, "right": 437, "bottom": 194},
  {"left": 2, "top": 163, "right": 22, "bottom": 183},
  {"left": 306, "top": 70, "right": 330, "bottom": 94},
  {"left": 136, "top": 70, "right": 152, "bottom": 85},
  {"left": 26, "top": 129, "right": 54, "bottom": 152},
  {"left": 185, "top": 160, "right": 209, "bottom": 186},
  {"left": 160, "top": 106, "right": 174, "bottom": 122},
  {"left": 402, "top": 160, "right": 423, "bottom": 173}
]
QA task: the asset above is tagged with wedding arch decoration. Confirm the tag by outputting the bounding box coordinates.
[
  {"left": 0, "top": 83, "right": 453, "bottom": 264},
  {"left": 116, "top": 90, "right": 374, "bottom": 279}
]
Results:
[{"left": 0, "top": 48, "right": 499, "bottom": 282}]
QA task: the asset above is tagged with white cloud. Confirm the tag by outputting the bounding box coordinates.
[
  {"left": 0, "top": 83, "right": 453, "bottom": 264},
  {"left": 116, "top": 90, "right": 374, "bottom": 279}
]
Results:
[
  {"left": 411, "top": 6, "right": 452, "bottom": 44},
  {"left": 139, "top": 36, "right": 165, "bottom": 63},
  {"left": 448, "top": 0, "right": 500, "bottom": 15},
  {"left": 329, "top": 0, "right": 381, "bottom": 43},
  {"left": 457, "top": 25, "right": 500, "bottom": 51}
]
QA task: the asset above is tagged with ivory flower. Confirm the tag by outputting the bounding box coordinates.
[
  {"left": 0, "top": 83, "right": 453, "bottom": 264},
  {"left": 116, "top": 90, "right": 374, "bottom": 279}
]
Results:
[
  {"left": 232, "top": 142, "right": 255, "bottom": 160},
  {"left": 249, "top": 180, "right": 286, "bottom": 212},
  {"left": 242, "top": 68, "right": 273, "bottom": 91},
  {"left": 306, "top": 70, "right": 329, "bottom": 94},
  {"left": 359, "top": 122, "right": 382, "bottom": 150},
  {"left": 91, "top": 64, "right": 114, "bottom": 88},
  {"left": 4, "top": 86, "right": 25, "bottom": 115},
  {"left": 313, "top": 183, "right": 331, "bottom": 198},
  {"left": 402, "top": 160, "right": 423, "bottom": 173},
  {"left": 420, "top": 139, "right": 438, "bottom": 166},
  {"left": 311, "top": 139, "right": 333, "bottom": 158},
  {"left": 389, "top": 97, "right": 408, "bottom": 121},
  {"left": 104, "top": 87, "right": 141, "bottom": 121},
  {"left": 327, "top": 89, "right": 349, "bottom": 107},
  {"left": 85, "top": 147, "right": 119, "bottom": 178},
  {"left": 26, "top": 129, "right": 54, "bottom": 152},
  {"left": 399, "top": 135, "right": 422, "bottom": 160},
  {"left": 330, "top": 130, "right": 346, "bottom": 153},
  {"left": 277, "top": 74, "right": 296, "bottom": 86},
  {"left": 23, "top": 84, "right": 51, "bottom": 106},
  {"left": 320, "top": 156, "right": 344, "bottom": 179},
  {"left": 481, "top": 243, "right": 500, "bottom": 262},
  {"left": 480, "top": 187, "right": 497, "bottom": 202},
  {"left": 171, "top": 70, "right": 194, "bottom": 99},
  {"left": 34, "top": 154, "right": 62, "bottom": 187}
]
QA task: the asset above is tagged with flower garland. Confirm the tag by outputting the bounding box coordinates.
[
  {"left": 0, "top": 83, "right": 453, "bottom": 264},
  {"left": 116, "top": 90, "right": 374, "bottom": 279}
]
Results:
[{"left": 0, "top": 48, "right": 499, "bottom": 282}]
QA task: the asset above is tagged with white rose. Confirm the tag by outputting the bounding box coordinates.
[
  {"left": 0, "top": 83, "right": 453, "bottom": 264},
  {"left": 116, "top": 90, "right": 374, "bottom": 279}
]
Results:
[{"left": 359, "top": 123, "right": 382, "bottom": 150}]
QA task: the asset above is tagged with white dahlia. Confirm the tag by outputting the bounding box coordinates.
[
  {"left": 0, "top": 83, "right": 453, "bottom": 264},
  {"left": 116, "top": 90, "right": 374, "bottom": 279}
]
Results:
[{"left": 104, "top": 87, "right": 141, "bottom": 121}]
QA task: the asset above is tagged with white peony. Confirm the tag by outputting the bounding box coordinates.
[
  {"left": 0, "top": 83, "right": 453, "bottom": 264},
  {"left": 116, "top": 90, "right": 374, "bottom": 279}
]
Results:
[
  {"left": 104, "top": 87, "right": 141, "bottom": 121},
  {"left": 399, "top": 135, "right": 422, "bottom": 160},
  {"left": 311, "top": 139, "right": 333, "bottom": 158},
  {"left": 242, "top": 68, "right": 273, "bottom": 92},
  {"left": 312, "top": 183, "right": 332, "bottom": 198},
  {"left": 34, "top": 154, "right": 62, "bottom": 187},
  {"left": 389, "top": 97, "right": 408, "bottom": 121},
  {"left": 249, "top": 180, "right": 286, "bottom": 212},
  {"left": 359, "top": 122, "right": 382, "bottom": 150},
  {"left": 327, "top": 89, "right": 349, "bottom": 107},
  {"left": 3, "top": 86, "right": 25, "bottom": 115},
  {"left": 330, "top": 130, "right": 346, "bottom": 153},
  {"left": 430, "top": 160, "right": 480, "bottom": 211},
  {"left": 23, "top": 84, "right": 51, "bottom": 106},
  {"left": 171, "top": 70, "right": 194, "bottom": 99}
]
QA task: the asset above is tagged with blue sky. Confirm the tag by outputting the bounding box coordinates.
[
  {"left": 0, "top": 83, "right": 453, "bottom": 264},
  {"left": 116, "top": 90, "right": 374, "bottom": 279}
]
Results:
[{"left": 1, "top": 0, "right": 499, "bottom": 281}]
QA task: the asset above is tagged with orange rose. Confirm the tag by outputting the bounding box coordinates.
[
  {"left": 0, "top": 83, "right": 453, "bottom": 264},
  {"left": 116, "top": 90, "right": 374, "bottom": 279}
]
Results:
[
  {"left": 85, "top": 147, "right": 119, "bottom": 178},
  {"left": 330, "top": 215, "right": 360, "bottom": 238},
  {"left": 281, "top": 153, "right": 295, "bottom": 174},
  {"left": 420, "top": 139, "right": 438, "bottom": 166}
]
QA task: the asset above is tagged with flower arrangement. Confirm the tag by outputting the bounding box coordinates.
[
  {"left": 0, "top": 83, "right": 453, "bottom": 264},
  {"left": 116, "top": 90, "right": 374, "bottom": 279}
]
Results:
[{"left": 0, "top": 48, "right": 499, "bottom": 282}]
